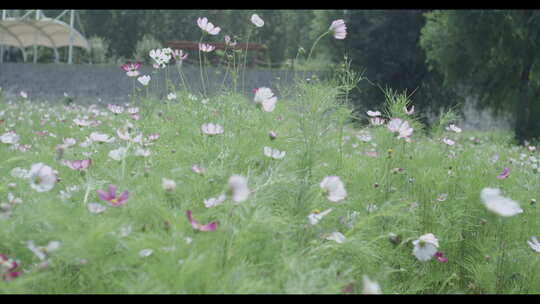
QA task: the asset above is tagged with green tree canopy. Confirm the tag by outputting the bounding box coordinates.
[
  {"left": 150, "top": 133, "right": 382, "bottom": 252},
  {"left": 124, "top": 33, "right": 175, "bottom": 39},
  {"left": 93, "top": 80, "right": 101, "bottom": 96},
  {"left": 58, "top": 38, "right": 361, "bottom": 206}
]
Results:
[
  {"left": 420, "top": 10, "right": 540, "bottom": 141},
  {"left": 343, "top": 10, "right": 460, "bottom": 121}
]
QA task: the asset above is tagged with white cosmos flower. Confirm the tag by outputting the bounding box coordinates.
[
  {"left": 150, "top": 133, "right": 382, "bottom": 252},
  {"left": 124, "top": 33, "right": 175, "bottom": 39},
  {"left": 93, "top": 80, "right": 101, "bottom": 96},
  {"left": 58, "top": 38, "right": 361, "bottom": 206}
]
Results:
[
  {"left": 197, "top": 17, "right": 221, "bottom": 35},
  {"left": 134, "top": 147, "right": 151, "bottom": 157},
  {"left": 90, "top": 132, "right": 114, "bottom": 143},
  {"left": 162, "top": 178, "right": 176, "bottom": 191},
  {"left": 27, "top": 240, "right": 61, "bottom": 261},
  {"left": 412, "top": 233, "right": 439, "bottom": 262},
  {"left": 119, "top": 224, "right": 132, "bottom": 238},
  {"left": 446, "top": 124, "right": 462, "bottom": 133},
  {"left": 28, "top": 163, "right": 57, "bottom": 192},
  {"left": 320, "top": 176, "right": 347, "bottom": 202},
  {"left": 139, "top": 249, "right": 153, "bottom": 257},
  {"left": 263, "top": 146, "right": 286, "bottom": 160},
  {"left": 0, "top": 131, "right": 20, "bottom": 144},
  {"left": 362, "top": 275, "right": 382, "bottom": 294},
  {"left": 326, "top": 232, "right": 346, "bottom": 244},
  {"left": 20, "top": 91, "right": 28, "bottom": 99},
  {"left": 167, "top": 92, "right": 177, "bottom": 100},
  {"left": 11, "top": 167, "right": 29, "bottom": 179},
  {"left": 88, "top": 203, "right": 106, "bottom": 214},
  {"left": 528, "top": 236, "right": 540, "bottom": 253},
  {"left": 442, "top": 137, "right": 455, "bottom": 146},
  {"left": 254, "top": 87, "right": 277, "bottom": 112},
  {"left": 137, "top": 75, "right": 151, "bottom": 86},
  {"left": 228, "top": 175, "right": 250, "bottom": 203},
  {"left": 63, "top": 137, "right": 77, "bottom": 147},
  {"left": 480, "top": 188, "right": 523, "bottom": 217},
  {"left": 204, "top": 193, "right": 226, "bottom": 208},
  {"left": 108, "top": 147, "right": 128, "bottom": 161},
  {"left": 307, "top": 208, "right": 333, "bottom": 225},
  {"left": 251, "top": 14, "right": 264, "bottom": 27},
  {"left": 73, "top": 118, "right": 93, "bottom": 127},
  {"left": 201, "top": 123, "right": 224, "bottom": 135},
  {"left": 356, "top": 131, "right": 372, "bottom": 142},
  {"left": 387, "top": 118, "right": 413, "bottom": 139},
  {"left": 366, "top": 110, "right": 381, "bottom": 117}
]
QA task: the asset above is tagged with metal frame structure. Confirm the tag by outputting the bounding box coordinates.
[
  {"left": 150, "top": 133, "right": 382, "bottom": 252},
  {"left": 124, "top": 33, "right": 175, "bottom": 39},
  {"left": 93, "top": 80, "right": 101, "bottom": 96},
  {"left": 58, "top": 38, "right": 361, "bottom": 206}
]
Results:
[{"left": 0, "top": 9, "right": 89, "bottom": 64}]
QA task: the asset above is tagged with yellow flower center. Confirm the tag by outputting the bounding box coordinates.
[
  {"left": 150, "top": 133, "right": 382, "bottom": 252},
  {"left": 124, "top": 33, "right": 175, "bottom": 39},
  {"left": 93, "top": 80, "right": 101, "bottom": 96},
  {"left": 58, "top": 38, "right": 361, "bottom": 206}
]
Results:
[
  {"left": 111, "top": 198, "right": 118, "bottom": 205},
  {"left": 312, "top": 209, "right": 321, "bottom": 214}
]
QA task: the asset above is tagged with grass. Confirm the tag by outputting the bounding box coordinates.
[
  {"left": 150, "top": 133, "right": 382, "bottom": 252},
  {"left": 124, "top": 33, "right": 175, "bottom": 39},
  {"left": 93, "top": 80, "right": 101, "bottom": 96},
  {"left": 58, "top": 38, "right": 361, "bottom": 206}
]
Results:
[{"left": 0, "top": 75, "right": 539, "bottom": 294}]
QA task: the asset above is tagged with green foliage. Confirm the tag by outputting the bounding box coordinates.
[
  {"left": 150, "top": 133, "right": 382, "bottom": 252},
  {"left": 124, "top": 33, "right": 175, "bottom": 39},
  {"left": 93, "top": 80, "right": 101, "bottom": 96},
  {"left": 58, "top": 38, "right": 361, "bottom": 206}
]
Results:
[
  {"left": 88, "top": 36, "right": 109, "bottom": 64},
  {"left": 344, "top": 10, "right": 462, "bottom": 123},
  {"left": 0, "top": 78, "right": 539, "bottom": 293},
  {"left": 420, "top": 10, "right": 540, "bottom": 141},
  {"left": 133, "top": 34, "right": 163, "bottom": 63}
]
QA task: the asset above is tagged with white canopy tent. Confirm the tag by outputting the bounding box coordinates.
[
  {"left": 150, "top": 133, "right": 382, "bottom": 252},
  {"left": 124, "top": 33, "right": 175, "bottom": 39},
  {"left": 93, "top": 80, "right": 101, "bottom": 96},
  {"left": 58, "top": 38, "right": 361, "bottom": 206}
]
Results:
[{"left": 0, "top": 10, "right": 89, "bottom": 63}]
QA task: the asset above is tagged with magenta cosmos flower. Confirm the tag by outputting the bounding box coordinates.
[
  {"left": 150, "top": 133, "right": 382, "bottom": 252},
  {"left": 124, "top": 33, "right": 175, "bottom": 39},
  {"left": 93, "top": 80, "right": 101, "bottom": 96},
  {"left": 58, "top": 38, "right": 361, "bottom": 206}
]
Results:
[
  {"left": 497, "top": 168, "right": 510, "bottom": 179},
  {"left": 0, "top": 254, "right": 20, "bottom": 281},
  {"left": 97, "top": 184, "right": 129, "bottom": 207},
  {"left": 186, "top": 210, "right": 217, "bottom": 232},
  {"left": 121, "top": 61, "right": 142, "bottom": 77},
  {"left": 63, "top": 159, "right": 91, "bottom": 171},
  {"left": 329, "top": 19, "right": 347, "bottom": 39},
  {"left": 435, "top": 251, "right": 449, "bottom": 263}
]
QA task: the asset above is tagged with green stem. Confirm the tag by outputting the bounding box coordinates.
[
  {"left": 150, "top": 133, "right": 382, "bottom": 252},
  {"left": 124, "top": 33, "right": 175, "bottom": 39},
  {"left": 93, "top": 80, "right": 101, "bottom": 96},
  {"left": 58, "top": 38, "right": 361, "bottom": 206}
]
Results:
[
  {"left": 495, "top": 219, "right": 507, "bottom": 293},
  {"left": 306, "top": 31, "right": 329, "bottom": 65},
  {"left": 198, "top": 34, "right": 207, "bottom": 97}
]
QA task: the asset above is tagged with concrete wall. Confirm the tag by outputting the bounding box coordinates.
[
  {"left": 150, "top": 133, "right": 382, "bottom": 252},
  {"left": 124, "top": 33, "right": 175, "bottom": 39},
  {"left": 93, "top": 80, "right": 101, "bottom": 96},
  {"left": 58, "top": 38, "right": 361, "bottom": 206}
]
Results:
[{"left": 0, "top": 63, "right": 320, "bottom": 104}]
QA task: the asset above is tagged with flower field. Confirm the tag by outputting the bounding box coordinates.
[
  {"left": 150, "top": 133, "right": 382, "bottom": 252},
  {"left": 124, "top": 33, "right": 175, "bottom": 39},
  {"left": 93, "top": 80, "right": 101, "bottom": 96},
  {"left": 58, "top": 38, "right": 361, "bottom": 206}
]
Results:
[{"left": 0, "top": 15, "right": 539, "bottom": 294}]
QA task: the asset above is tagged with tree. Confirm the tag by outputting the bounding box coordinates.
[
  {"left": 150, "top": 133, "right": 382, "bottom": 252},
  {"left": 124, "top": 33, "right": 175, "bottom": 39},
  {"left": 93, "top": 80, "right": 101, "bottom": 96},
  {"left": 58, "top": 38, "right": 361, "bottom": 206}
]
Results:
[
  {"left": 420, "top": 10, "right": 540, "bottom": 141},
  {"left": 344, "top": 10, "right": 461, "bottom": 122}
]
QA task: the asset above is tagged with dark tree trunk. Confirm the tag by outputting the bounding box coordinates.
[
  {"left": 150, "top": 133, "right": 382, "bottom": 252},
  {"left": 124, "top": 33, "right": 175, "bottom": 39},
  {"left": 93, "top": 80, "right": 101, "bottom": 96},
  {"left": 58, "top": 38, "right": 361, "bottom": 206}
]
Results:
[{"left": 515, "top": 57, "right": 534, "bottom": 143}]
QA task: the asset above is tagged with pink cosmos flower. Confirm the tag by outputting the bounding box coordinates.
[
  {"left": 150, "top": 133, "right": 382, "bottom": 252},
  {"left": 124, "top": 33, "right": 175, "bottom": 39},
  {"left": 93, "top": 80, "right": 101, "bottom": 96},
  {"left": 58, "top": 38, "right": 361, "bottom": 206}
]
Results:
[
  {"left": 225, "top": 35, "right": 237, "bottom": 47},
  {"left": 199, "top": 43, "right": 216, "bottom": 53},
  {"left": 63, "top": 159, "right": 91, "bottom": 171},
  {"left": 186, "top": 210, "right": 217, "bottom": 232},
  {"left": 107, "top": 104, "right": 124, "bottom": 114},
  {"left": 404, "top": 105, "right": 415, "bottom": 115},
  {"left": 197, "top": 17, "right": 221, "bottom": 35},
  {"left": 497, "top": 168, "right": 510, "bottom": 179},
  {"left": 120, "top": 61, "right": 142, "bottom": 77},
  {"left": 97, "top": 184, "right": 129, "bottom": 207},
  {"left": 329, "top": 19, "right": 347, "bottom": 39},
  {"left": 0, "top": 254, "right": 20, "bottom": 281},
  {"left": 370, "top": 117, "right": 386, "bottom": 126},
  {"left": 127, "top": 107, "right": 139, "bottom": 114},
  {"left": 172, "top": 49, "right": 188, "bottom": 61}
]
